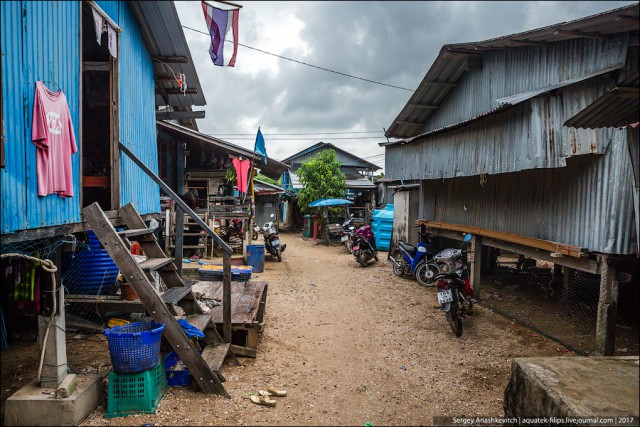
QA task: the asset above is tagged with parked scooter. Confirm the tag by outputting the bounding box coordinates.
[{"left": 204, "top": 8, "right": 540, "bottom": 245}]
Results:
[
  {"left": 261, "top": 214, "right": 286, "bottom": 262},
  {"left": 352, "top": 224, "right": 378, "bottom": 267},
  {"left": 433, "top": 234, "right": 474, "bottom": 336},
  {"left": 338, "top": 214, "right": 357, "bottom": 253},
  {"left": 390, "top": 230, "right": 440, "bottom": 286}
]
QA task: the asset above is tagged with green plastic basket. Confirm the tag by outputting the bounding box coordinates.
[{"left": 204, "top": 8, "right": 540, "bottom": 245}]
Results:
[{"left": 105, "top": 357, "right": 168, "bottom": 419}]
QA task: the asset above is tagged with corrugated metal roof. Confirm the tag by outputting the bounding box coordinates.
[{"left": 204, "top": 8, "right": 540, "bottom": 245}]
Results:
[
  {"left": 128, "top": 1, "right": 206, "bottom": 108},
  {"left": 281, "top": 142, "right": 381, "bottom": 171},
  {"left": 386, "top": 3, "right": 640, "bottom": 139},
  {"left": 382, "top": 64, "right": 625, "bottom": 147},
  {"left": 564, "top": 72, "right": 640, "bottom": 128},
  {"left": 288, "top": 171, "right": 375, "bottom": 190},
  {"left": 254, "top": 179, "right": 285, "bottom": 195},
  {"left": 156, "top": 120, "right": 289, "bottom": 180}
]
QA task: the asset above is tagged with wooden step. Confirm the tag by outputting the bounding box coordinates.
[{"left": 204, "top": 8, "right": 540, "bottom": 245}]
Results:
[
  {"left": 138, "top": 257, "right": 174, "bottom": 271},
  {"left": 169, "top": 244, "right": 206, "bottom": 249},
  {"left": 181, "top": 314, "right": 214, "bottom": 332},
  {"left": 162, "top": 286, "right": 192, "bottom": 305},
  {"left": 202, "top": 342, "right": 231, "bottom": 373},
  {"left": 118, "top": 228, "right": 155, "bottom": 238}
]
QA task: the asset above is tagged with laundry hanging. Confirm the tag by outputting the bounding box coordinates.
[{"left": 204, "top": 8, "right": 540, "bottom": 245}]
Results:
[{"left": 232, "top": 157, "right": 251, "bottom": 193}]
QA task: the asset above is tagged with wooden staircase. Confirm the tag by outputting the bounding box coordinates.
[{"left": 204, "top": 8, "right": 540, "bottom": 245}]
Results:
[{"left": 83, "top": 201, "right": 231, "bottom": 396}]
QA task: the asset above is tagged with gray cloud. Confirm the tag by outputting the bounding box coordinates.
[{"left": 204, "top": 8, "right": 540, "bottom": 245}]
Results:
[{"left": 176, "top": 1, "right": 634, "bottom": 169}]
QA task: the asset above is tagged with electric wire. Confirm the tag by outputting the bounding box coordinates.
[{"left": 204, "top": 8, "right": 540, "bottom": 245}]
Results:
[
  {"left": 181, "top": 25, "right": 414, "bottom": 92},
  {"left": 212, "top": 130, "right": 384, "bottom": 136}
]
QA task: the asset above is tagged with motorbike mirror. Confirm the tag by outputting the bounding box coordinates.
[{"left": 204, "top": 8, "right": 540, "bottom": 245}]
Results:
[{"left": 463, "top": 234, "right": 473, "bottom": 242}]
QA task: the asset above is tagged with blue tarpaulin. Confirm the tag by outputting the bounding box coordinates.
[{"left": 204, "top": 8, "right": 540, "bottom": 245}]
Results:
[{"left": 309, "top": 198, "right": 353, "bottom": 207}]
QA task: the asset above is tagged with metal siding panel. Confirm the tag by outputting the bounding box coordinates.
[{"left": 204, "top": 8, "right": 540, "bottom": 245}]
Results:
[
  {"left": 118, "top": 2, "right": 159, "bottom": 215},
  {"left": 1, "top": 1, "right": 27, "bottom": 233},
  {"left": 95, "top": 1, "right": 120, "bottom": 24},
  {"left": 6, "top": 1, "right": 81, "bottom": 232},
  {"left": 424, "top": 37, "right": 628, "bottom": 134},
  {"left": 418, "top": 132, "right": 634, "bottom": 255}
]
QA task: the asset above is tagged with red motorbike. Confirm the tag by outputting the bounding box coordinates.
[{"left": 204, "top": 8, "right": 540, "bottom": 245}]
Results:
[{"left": 352, "top": 225, "right": 378, "bottom": 267}]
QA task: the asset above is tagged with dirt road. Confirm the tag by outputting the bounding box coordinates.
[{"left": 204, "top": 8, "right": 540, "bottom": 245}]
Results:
[{"left": 82, "top": 230, "right": 565, "bottom": 426}]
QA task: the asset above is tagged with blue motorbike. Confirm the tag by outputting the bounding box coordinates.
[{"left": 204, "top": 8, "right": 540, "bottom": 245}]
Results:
[{"left": 389, "top": 230, "right": 440, "bottom": 286}]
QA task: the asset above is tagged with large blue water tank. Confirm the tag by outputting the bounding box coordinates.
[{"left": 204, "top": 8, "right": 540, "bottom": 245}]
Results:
[
  {"left": 61, "top": 230, "right": 119, "bottom": 295},
  {"left": 372, "top": 204, "right": 394, "bottom": 251}
]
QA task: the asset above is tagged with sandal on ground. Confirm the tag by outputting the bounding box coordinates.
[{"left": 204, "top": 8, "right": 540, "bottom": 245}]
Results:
[
  {"left": 250, "top": 394, "right": 276, "bottom": 407},
  {"left": 260, "top": 387, "right": 287, "bottom": 397}
]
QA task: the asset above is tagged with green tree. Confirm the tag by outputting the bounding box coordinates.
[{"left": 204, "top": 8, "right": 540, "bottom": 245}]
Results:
[{"left": 296, "top": 149, "right": 346, "bottom": 214}]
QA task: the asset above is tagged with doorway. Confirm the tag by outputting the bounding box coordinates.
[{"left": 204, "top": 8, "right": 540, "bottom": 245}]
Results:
[{"left": 81, "top": 4, "right": 119, "bottom": 211}]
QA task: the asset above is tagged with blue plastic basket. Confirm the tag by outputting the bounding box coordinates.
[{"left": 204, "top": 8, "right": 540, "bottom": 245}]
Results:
[{"left": 103, "top": 322, "right": 165, "bottom": 373}]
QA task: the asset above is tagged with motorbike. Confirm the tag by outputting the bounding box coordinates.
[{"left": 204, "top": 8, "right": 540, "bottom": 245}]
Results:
[
  {"left": 352, "top": 224, "right": 378, "bottom": 267},
  {"left": 433, "top": 234, "right": 474, "bottom": 336},
  {"left": 389, "top": 229, "right": 440, "bottom": 286},
  {"left": 338, "top": 215, "right": 357, "bottom": 253},
  {"left": 261, "top": 214, "right": 286, "bottom": 262}
]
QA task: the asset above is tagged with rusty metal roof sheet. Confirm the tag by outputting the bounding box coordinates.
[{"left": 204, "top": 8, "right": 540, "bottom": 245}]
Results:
[{"left": 386, "top": 4, "right": 639, "bottom": 139}]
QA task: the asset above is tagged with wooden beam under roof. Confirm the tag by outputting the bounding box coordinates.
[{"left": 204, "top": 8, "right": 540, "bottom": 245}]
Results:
[
  {"left": 424, "top": 80, "right": 457, "bottom": 87},
  {"left": 553, "top": 28, "right": 612, "bottom": 40},
  {"left": 155, "top": 88, "right": 199, "bottom": 95},
  {"left": 409, "top": 102, "right": 440, "bottom": 109},
  {"left": 397, "top": 119, "right": 424, "bottom": 127},
  {"left": 152, "top": 56, "right": 188, "bottom": 63},
  {"left": 507, "top": 39, "right": 548, "bottom": 46},
  {"left": 615, "top": 14, "right": 639, "bottom": 24},
  {"left": 156, "top": 110, "right": 206, "bottom": 120},
  {"left": 611, "top": 87, "right": 639, "bottom": 98}
]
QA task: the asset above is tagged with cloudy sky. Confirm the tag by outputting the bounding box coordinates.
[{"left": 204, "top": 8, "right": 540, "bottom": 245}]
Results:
[{"left": 175, "top": 1, "right": 634, "bottom": 172}]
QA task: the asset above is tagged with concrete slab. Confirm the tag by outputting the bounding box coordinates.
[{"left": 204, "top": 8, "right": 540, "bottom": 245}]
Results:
[
  {"left": 4, "top": 372, "right": 106, "bottom": 426},
  {"left": 504, "top": 356, "right": 639, "bottom": 419}
]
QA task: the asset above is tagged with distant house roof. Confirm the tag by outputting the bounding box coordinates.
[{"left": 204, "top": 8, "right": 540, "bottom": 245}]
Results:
[
  {"left": 385, "top": 3, "right": 640, "bottom": 140},
  {"left": 281, "top": 142, "right": 381, "bottom": 171},
  {"left": 287, "top": 171, "right": 375, "bottom": 190},
  {"left": 156, "top": 121, "right": 289, "bottom": 180},
  {"left": 129, "top": 1, "right": 205, "bottom": 128},
  {"left": 254, "top": 179, "right": 285, "bottom": 196}
]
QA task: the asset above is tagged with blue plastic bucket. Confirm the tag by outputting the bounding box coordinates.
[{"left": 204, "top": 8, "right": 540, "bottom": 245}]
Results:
[{"left": 246, "top": 244, "right": 265, "bottom": 273}]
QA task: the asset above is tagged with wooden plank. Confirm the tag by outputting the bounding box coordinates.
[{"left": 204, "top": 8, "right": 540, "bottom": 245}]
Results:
[
  {"left": 202, "top": 343, "right": 231, "bottom": 372},
  {"left": 596, "top": 256, "right": 618, "bottom": 356},
  {"left": 209, "top": 282, "right": 248, "bottom": 324},
  {"left": 230, "top": 344, "right": 256, "bottom": 358},
  {"left": 118, "top": 228, "right": 155, "bottom": 238},
  {"left": 416, "top": 220, "right": 587, "bottom": 258},
  {"left": 82, "top": 202, "right": 228, "bottom": 397},
  {"left": 139, "top": 257, "right": 174, "bottom": 271},
  {"left": 233, "top": 282, "right": 267, "bottom": 325},
  {"left": 223, "top": 252, "right": 232, "bottom": 342},
  {"left": 65, "top": 298, "right": 145, "bottom": 314}
]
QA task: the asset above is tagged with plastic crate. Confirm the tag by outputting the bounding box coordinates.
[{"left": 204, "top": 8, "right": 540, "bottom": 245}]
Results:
[
  {"left": 198, "top": 264, "right": 252, "bottom": 282},
  {"left": 105, "top": 357, "right": 168, "bottom": 419},
  {"left": 164, "top": 351, "right": 194, "bottom": 387},
  {"left": 103, "top": 321, "right": 165, "bottom": 373}
]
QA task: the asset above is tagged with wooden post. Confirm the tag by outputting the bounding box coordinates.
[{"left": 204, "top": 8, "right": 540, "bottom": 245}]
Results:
[
  {"left": 469, "top": 235, "right": 482, "bottom": 299},
  {"left": 222, "top": 252, "right": 232, "bottom": 343},
  {"left": 175, "top": 206, "right": 184, "bottom": 277},
  {"left": 596, "top": 256, "right": 618, "bottom": 355},
  {"left": 562, "top": 267, "right": 574, "bottom": 301}
]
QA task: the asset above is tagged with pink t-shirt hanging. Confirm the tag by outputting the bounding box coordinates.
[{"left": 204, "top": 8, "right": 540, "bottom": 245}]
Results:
[{"left": 31, "top": 81, "right": 78, "bottom": 198}]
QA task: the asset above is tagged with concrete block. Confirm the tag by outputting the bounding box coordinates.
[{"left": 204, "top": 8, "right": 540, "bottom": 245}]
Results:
[
  {"left": 504, "top": 356, "right": 639, "bottom": 419},
  {"left": 4, "top": 372, "right": 106, "bottom": 426}
]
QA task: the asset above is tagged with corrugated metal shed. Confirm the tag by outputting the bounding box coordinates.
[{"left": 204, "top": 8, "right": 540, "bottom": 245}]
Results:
[
  {"left": 282, "top": 142, "right": 380, "bottom": 171},
  {"left": 386, "top": 4, "right": 639, "bottom": 139},
  {"left": 417, "top": 130, "right": 635, "bottom": 255},
  {"left": 1, "top": 1, "right": 82, "bottom": 233}
]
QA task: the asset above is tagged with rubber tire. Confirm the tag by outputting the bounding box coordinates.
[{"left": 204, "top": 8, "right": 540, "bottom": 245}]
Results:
[
  {"left": 373, "top": 251, "right": 378, "bottom": 261},
  {"left": 446, "top": 293, "right": 463, "bottom": 337},
  {"left": 275, "top": 247, "right": 282, "bottom": 262},
  {"left": 392, "top": 252, "right": 406, "bottom": 277},
  {"left": 415, "top": 261, "right": 439, "bottom": 287},
  {"left": 358, "top": 253, "right": 368, "bottom": 267},
  {"left": 345, "top": 239, "right": 353, "bottom": 254}
]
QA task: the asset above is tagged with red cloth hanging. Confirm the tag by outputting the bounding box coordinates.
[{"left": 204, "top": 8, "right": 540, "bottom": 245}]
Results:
[{"left": 232, "top": 157, "right": 251, "bottom": 193}]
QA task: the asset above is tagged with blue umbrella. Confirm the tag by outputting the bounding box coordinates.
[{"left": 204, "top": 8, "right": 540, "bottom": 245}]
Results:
[{"left": 309, "top": 198, "right": 353, "bottom": 207}]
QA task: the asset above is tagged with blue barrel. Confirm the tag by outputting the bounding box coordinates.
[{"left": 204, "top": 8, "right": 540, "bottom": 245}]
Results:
[
  {"left": 246, "top": 244, "right": 265, "bottom": 273},
  {"left": 372, "top": 204, "right": 394, "bottom": 251},
  {"left": 61, "top": 230, "right": 120, "bottom": 295}
]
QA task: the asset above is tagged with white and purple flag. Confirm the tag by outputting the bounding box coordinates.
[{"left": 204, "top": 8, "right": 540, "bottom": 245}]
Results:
[{"left": 201, "top": 1, "right": 239, "bottom": 67}]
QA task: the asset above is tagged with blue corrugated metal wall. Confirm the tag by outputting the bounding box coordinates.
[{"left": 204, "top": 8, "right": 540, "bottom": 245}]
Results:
[
  {"left": 1, "top": 1, "right": 81, "bottom": 233},
  {"left": 1, "top": 1, "right": 160, "bottom": 235},
  {"left": 116, "top": 2, "right": 160, "bottom": 215}
]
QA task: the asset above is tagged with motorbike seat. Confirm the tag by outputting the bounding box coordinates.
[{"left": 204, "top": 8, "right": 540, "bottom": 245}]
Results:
[{"left": 398, "top": 241, "right": 417, "bottom": 255}]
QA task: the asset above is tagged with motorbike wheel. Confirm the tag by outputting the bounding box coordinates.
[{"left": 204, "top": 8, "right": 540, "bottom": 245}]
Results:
[
  {"left": 344, "top": 239, "right": 353, "bottom": 254},
  {"left": 446, "top": 292, "right": 463, "bottom": 337},
  {"left": 392, "top": 252, "right": 406, "bottom": 277},
  {"left": 358, "top": 253, "right": 368, "bottom": 267},
  {"left": 415, "top": 261, "right": 439, "bottom": 287},
  {"left": 373, "top": 250, "right": 378, "bottom": 261},
  {"left": 275, "top": 247, "right": 282, "bottom": 262}
]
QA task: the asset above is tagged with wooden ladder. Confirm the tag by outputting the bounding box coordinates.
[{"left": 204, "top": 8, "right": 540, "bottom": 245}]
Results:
[{"left": 82, "top": 201, "right": 231, "bottom": 397}]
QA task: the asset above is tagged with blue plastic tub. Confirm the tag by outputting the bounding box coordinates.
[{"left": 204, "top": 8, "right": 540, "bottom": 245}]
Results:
[
  {"left": 103, "top": 322, "right": 165, "bottom": 373},
  {"left": 246, "top": 244, "right": 265, "bottom": 273}
]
